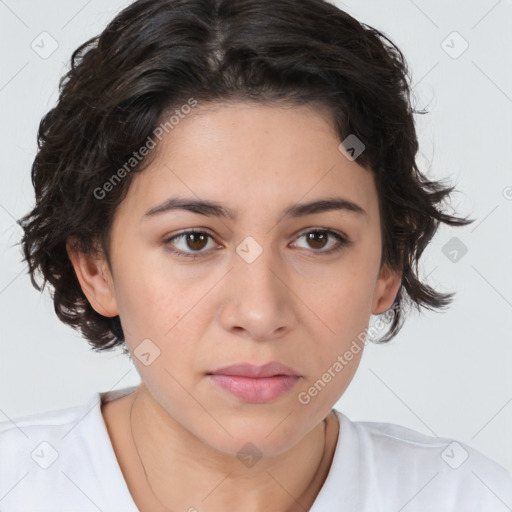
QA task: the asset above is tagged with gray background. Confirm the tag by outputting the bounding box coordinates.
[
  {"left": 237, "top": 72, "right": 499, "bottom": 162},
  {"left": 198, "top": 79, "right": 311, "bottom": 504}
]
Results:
[{"left": 1, "top": 0, "right": 511, "bottom": 472}]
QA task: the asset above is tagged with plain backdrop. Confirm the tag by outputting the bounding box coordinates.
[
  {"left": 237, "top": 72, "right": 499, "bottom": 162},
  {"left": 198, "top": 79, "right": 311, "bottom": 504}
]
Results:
[{"left": 1, "top": 0, "right": 511, "bottom": 472}]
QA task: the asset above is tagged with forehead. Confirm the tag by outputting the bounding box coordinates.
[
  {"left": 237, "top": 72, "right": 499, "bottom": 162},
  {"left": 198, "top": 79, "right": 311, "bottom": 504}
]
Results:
[{"left": 116, "top": 102, "right": 377, "bottom": 224}]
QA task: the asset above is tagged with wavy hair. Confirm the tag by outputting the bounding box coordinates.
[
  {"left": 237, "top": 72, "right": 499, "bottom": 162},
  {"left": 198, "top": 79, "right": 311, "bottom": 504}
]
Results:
[{"left": 18, "top": 0, "right": 474, "bottom": 352}]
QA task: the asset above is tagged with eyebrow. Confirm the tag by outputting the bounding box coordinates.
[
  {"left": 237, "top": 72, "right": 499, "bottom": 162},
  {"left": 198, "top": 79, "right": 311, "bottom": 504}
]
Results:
[{"left": 142, "top": 196, "right": 367, "bottom": 221}]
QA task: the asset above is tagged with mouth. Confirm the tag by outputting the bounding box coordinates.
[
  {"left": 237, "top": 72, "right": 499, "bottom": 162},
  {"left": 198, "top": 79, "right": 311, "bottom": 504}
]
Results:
[
  {"left": 207, "top": 361, "right": 301, "bottom": 378},
  {"left": 206, "top": 362, "right": 302, "bottom": 403}
]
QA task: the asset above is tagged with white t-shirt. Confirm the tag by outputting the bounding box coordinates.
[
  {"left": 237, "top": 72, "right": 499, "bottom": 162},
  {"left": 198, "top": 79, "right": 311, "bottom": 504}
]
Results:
[{"left": 0, "top": 386, "right": 511, "bottom": 511}]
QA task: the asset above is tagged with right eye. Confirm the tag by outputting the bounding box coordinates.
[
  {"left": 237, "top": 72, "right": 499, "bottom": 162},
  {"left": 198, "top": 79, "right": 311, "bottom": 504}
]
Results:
[{"left": 163, "top": 230, "right": 219, "bottom": 258}]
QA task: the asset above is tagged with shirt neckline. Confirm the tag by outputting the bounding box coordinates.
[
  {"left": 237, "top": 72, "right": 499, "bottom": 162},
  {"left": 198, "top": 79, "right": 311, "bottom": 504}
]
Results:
[
  {"left": 90, "top": 386, "right": 352, "bottom": 511},
  {"left": 91, "top": 386, "right": 140, "bottom": 509}
]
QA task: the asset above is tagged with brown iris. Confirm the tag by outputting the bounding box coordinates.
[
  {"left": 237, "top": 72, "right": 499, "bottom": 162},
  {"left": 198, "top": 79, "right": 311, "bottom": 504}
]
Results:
[
  {"left": 185, "top": 232, "right": 209, "bottom": 251},
  {"left": 305, "top": 231, "right": 329, "bottom": 250}
]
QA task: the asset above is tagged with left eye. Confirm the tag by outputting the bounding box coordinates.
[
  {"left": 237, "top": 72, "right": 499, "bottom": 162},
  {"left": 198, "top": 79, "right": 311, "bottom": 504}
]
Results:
[
  {"left": 291, "top": 229, "right": 349, "bottom": 254},
  {"left": 163, "top": 228, "right": 350, "bottom": 258}
]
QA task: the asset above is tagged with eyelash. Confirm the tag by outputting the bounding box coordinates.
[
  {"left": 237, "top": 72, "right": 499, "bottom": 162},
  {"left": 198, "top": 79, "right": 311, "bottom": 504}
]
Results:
[{"left": 163, "top": 228, "right": 352, "bottom": 259}]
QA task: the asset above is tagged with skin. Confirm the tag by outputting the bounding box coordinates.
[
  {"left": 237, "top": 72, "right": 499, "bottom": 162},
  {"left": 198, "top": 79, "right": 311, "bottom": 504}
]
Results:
[{"left": 67, "top": 101, "right": 401, "bottom": 512}]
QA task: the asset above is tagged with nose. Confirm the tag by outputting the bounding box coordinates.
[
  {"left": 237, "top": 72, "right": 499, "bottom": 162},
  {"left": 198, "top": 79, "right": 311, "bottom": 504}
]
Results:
[{"left": 217, "top": 244, "right": 298, "bottom": 342}]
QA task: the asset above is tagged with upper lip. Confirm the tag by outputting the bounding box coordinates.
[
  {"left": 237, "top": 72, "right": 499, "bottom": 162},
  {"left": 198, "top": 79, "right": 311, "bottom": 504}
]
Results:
[{"left": 207, "top": 362, "right": 300, "bottom": 378}]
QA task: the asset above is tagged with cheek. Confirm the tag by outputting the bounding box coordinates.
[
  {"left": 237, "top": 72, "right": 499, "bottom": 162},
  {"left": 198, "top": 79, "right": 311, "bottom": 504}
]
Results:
[
  {"left": 112, "top": 243, "right": 184, "bottom": 312},
  {"left": 293, "top": 233, "right": 379, "bottom": 311},
  {"left": 302, "top": 266, "right": 373, "bottom": 381},
  {"left": 112, "top": 262, "right": 190, "bottom": 347},
  {"left": 307, "top": 266, "right": 375, "bottom": 334},
  {"left": 296, "top": 340, "right": 364, "bottom": 416},
  {"left": 114, "top": 262, "right": 209, "bottom": 368}
]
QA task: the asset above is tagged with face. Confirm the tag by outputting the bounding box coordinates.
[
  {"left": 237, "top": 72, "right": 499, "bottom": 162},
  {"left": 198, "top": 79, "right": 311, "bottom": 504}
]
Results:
[{"left": 69, "top": 101, "right": 401, "bottom": 457}]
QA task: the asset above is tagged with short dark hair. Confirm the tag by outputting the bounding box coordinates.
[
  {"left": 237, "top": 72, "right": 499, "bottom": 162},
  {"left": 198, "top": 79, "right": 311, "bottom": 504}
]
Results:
[{"left": 18, "top": 0, "right": 474, "bottom": 353}]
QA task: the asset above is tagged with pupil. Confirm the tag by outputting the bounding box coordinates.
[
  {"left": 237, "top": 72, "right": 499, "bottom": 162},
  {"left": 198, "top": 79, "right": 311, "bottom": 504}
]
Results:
[
  {"left": 187, "top": 233, "right": 207, "bottom": 250},
  {"left": 308, "top": 231, "right": 327, "bottom": 249}
]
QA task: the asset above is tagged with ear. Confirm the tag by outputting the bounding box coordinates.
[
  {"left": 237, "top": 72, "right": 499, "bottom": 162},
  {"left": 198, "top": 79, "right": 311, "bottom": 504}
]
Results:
[
  {"left": 371, "top": 263, "right": 402, "bottom": 315},
  {"left": 66, "top": 236, "right": 118, "bottom": 317}
]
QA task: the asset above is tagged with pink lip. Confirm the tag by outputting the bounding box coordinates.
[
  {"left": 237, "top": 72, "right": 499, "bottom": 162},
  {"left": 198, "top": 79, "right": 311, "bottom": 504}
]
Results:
[
  {"left": 206, "top": 362, "right": 302, "bottom": 403},
  {"left": 208, "top": 374, "right": 301, "bottom": 403},
  {"left": 208, "top": 362, "right": 300, "bottom": 378}
]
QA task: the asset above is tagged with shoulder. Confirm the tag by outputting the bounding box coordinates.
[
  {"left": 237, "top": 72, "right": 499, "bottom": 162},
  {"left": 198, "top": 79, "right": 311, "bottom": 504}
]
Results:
[
  {"left": 334, "top": 410, "right": 512, "bottom": 511},
  {"left": 0, "top": 399, "right": 86, "bottom": 464},
  {"left": 0, "top": 399, "right": 91, "bottom": 509},
  {"left": 0, "top": 388, "right": 138, "bottom": 511}
]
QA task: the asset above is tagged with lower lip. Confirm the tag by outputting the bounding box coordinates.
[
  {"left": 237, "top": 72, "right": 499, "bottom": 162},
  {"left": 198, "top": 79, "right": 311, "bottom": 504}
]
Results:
[{"left": 208, "top": 374, "right": 301, "bottom": 403}]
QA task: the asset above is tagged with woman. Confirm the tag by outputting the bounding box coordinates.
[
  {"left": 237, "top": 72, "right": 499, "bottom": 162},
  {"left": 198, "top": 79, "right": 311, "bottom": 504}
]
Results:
[{"left": 2, "top": 0, "right": 511, "bottom": 510}]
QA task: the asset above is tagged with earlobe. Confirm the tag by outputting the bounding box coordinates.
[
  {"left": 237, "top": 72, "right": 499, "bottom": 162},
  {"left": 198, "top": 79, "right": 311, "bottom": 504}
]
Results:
[
  {"left": 66, "top": 237, "right": 118, "bottom": 318},
  {"left": 371, "top": 264, "right": 402, "bottom": 316}
]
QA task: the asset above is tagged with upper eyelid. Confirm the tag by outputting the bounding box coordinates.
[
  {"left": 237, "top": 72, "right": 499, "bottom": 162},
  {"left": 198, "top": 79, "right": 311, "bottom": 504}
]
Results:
[
  {"left": 294, "top": 226, "right": 347, "bottom": 238},
  {"left": 165, "top": 229, "right": 218, "bottom": 244}
]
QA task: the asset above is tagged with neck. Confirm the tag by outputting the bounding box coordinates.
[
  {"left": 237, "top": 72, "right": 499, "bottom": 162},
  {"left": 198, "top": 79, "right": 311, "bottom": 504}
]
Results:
[{"left": 122, "top": 384, "right": 338, "bottom": 512}]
